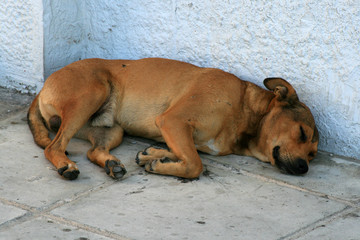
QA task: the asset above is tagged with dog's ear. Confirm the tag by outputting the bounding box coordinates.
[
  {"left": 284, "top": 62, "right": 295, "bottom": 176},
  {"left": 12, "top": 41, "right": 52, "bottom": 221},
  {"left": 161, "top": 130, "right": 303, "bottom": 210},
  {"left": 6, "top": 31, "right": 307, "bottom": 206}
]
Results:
[{"left": 263, "top": 78, "right": 299, "bottom": 103}]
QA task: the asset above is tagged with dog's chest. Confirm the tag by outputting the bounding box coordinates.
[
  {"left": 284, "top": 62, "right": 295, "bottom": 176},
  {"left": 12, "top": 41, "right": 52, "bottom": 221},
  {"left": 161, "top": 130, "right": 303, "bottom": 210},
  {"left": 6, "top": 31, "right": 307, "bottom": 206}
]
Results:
[
  {"left": 195, "top": 139, "right": 220, "bottom": 155},
  {"left": 195, "top": 138, "right": 234, "bottom": 156}
]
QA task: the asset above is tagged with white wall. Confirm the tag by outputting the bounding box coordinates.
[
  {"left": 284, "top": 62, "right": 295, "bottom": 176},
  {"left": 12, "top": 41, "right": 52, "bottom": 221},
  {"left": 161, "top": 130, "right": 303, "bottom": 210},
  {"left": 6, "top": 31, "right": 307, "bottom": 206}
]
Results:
[
  {"left": 0, "top": 0, "right": 43, "bottom": 94},
  {"left": 16, "top": 1, "right": 360, "bottom": 159},
  {"left": 43, "top": 0, "right": 86, "bottom": 79}
]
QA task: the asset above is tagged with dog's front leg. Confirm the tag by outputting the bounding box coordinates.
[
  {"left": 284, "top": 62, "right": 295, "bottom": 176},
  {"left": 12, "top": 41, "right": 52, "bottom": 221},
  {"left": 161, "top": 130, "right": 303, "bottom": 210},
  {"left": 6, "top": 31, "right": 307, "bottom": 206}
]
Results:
[{"left": 136, "top": 114, "right": 203, "bottom": 179}]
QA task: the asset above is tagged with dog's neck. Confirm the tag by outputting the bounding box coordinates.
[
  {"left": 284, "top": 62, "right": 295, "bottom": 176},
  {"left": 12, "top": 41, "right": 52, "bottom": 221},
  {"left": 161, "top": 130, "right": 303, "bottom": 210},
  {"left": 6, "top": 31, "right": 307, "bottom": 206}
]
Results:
[
  {"left": 232, "top": 82, "right": 275, "bottom": 159},
  {"left": 245, "top": 82, "right": 275, "bottom": 116}
]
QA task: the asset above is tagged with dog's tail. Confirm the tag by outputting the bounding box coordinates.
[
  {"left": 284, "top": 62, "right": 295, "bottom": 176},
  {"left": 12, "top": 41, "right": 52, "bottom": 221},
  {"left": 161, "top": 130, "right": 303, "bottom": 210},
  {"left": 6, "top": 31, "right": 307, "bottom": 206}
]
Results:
[{"left": 27, "top": 95, "right": 52, "bottom": 149}]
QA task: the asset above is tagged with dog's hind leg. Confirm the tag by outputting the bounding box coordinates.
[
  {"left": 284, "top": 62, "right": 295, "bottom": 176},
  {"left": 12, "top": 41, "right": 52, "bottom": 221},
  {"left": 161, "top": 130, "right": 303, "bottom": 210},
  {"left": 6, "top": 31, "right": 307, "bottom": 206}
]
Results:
[
  {"left": 78, "top": 124, "right": 127, "bottom": 179},
  {"left": 44, "top": 112, "right": 90, "bottom": 180},
  {"left": 136, "top": 113, "right": 203, "bottom": 179},
  {"left": 42, "top": 86, "right": 111, "bottom": 180}
]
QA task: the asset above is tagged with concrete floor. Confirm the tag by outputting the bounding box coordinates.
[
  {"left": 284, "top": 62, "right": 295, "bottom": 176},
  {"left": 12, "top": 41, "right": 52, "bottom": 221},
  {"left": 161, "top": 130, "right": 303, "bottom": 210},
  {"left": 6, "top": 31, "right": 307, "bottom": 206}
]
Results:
[{"left": 0, "top": 87, "right": 359, "bottom": 240}]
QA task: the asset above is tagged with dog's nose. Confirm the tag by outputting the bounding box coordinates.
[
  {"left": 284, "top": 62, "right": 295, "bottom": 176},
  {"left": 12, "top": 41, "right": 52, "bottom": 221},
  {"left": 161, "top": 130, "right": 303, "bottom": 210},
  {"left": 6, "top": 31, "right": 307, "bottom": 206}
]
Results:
[{"left": 295, "top": 158, "right": 308, "bottom": 174}]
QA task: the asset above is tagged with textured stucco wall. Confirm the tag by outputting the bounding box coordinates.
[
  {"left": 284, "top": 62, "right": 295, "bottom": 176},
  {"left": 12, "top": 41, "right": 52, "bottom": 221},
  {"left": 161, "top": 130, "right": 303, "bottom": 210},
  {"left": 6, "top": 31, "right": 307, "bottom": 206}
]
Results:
[
  {"left": 43, "top": 0, "right": 86, "bottom": 79},
  {"left": 0, "top": 0, "right": 43, "bottom": 93},
  {"left": 44, "top": 1, "right": 360, "bottom": 159}
]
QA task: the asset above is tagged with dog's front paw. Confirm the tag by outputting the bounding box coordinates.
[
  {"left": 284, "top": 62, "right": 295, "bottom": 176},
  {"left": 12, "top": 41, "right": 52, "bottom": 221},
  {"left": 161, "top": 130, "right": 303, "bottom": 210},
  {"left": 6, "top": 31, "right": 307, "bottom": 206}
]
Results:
[
  {"left": 144, "top": 157, "right": 174, "bottom": 172},
  {"left": 135, "top": 146, "right": 170, "bottom": 166},
  {"left": 144, "top": 159, "right": 158, "bottom": 172},
  {"left": 135, "top": 151, "right": 149, "bottom": 166},
  {"left": 58, "top": 163, "right": 80, "bottom": 180},
  {"left": 105, "top": 160, "right": 127, "bottom": 179}
]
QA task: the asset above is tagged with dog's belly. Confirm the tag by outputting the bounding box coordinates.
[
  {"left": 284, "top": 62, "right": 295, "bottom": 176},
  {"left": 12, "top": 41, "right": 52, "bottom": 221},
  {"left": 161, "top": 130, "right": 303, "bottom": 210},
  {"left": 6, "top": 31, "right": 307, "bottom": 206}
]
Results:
[
  {"left": 120, "top": 119, "right": 163, "bottom": 141},
  {"left": 115, "top": 102, "right": 165, "bottom": 141}
]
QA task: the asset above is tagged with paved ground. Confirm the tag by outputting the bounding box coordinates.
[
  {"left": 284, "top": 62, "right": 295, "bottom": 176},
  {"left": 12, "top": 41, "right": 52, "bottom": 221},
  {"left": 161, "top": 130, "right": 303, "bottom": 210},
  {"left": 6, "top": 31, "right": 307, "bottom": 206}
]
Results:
[{"left": 0, "top": 87, "right": 359, "bottom": 240}]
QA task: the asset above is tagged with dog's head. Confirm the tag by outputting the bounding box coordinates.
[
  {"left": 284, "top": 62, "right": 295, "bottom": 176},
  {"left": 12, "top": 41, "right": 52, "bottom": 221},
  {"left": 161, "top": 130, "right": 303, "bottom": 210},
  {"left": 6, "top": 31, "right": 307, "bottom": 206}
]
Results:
[{"left": 258, "top": 78, "right": 319, "bottom": 175}]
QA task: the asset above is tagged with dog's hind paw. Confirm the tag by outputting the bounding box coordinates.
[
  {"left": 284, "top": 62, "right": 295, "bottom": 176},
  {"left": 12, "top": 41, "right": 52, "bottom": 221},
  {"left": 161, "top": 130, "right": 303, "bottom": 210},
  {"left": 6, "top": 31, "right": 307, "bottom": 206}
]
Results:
[
  {"left": 105, "top": 160, "right": 127, "bottom": 179},
  {"left": 58, "top": 163, "right": 80, "bottom": 180}
]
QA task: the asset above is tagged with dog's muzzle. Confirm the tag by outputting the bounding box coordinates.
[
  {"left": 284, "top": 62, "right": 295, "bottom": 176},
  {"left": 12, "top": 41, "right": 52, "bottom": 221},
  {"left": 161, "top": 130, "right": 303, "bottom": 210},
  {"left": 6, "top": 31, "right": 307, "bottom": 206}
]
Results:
[{"left": 272, "top": 146, "right": 308, "bottom": 175}]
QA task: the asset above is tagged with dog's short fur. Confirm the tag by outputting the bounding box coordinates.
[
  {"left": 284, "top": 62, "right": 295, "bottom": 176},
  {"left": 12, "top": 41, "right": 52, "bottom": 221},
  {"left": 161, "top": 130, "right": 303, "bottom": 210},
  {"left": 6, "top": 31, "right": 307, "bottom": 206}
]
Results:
[{"left": 28, "top": 58, "right": 319, "bottom": 180}]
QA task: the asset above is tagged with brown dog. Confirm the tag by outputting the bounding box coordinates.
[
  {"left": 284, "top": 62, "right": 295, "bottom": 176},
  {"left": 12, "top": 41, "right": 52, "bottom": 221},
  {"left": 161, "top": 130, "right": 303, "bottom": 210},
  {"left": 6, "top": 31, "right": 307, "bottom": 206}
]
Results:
[{"left": 28, "top": 58, "right": 319, "bottom": 180}]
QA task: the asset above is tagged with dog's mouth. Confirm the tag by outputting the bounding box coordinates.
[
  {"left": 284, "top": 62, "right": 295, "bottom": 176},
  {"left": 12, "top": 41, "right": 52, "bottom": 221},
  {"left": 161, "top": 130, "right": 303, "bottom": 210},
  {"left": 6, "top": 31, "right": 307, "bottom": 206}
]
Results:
[{"left": 272, "top": 146, "right": 308, "bottom": 175}]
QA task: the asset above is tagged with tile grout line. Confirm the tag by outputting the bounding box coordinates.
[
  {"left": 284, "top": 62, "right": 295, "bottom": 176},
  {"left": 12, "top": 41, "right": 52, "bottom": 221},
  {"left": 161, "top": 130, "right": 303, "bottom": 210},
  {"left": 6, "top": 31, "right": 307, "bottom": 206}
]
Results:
[
  {"left": 0, "top": 198, "right": 41, "bottom": 232},
  {"left": 39, "top": 180, "right": 131, "bottom": 240},
  {"left": 241, "top": 169, "right": 358, "bottom": 207},
  {"left": 41, "top": 180, "right": 117, "bottom": 213},
  {"left": 0, "top": 197, "right": 36, "bottom": 213},
  {"left": 42, "top": 213, "right": 130, "bottom": 240},
  {"left": 0, "top": 180, "right": 120, "bottom": 237},
  {"left": 279, "top": 205, "right": 360, "bottom": 240},
  {"left": 204, "top": 158, "right": 360, "bottom": 240},
  {"left": 0, "top": 212, "right": 37, "bottom": 232},
  {"left": 203, "top": 157, "right": 358, "bottom": 207}
]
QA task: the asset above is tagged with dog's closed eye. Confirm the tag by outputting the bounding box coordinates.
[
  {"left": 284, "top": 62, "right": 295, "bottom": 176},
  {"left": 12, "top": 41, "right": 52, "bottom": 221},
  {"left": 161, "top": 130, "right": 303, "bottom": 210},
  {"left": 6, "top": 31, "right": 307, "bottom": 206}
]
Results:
[{"left": 299, "top": 126, "right": 307, "bottom": 142}]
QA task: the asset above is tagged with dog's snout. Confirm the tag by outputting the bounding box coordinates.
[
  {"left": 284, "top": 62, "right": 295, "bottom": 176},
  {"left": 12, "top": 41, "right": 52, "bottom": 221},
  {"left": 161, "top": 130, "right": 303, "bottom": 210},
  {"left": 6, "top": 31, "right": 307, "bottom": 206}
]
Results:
[
  {"left": 272, "top": 146, "right": 280, "bottom": 160},
  {"left": 273, "top": 147, "right": 309, "bottom": 175},
  {"left": 295, "top": 158, "right": 308, "bottom": 174}
]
